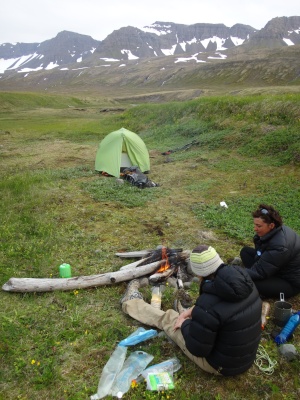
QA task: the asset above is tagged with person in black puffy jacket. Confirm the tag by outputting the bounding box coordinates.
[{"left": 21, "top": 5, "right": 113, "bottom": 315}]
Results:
[
  {"left": 240, "top": 204, "right": 300, "bottom": 298},
  {"left": 176, "top": 245, "right": 262, "bottom": 376},
  {"left": 121, "top": 245, "right": 262, "bottom": 376}
]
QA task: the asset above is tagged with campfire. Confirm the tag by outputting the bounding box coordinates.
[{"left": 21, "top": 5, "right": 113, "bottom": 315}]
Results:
[
  {"left": 116, "top": 246, "right": 195, "bottom": 307},
  {"left": 118, "top": 246, "right": 191, "bottom": 281}
]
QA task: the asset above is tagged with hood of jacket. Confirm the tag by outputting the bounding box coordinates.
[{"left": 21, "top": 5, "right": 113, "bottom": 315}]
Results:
[{"left": 201, "top": 264, "right": 254, "bottom": 302}]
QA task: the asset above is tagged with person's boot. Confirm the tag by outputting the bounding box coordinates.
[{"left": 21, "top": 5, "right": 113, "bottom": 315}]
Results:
[{"left": 120, "top": 279, "right": 143, "bottom": 303}]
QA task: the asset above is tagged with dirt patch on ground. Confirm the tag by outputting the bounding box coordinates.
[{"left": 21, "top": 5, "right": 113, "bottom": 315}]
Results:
[{"left": 0, "top": 139, "right": 95, "bottom": 172}]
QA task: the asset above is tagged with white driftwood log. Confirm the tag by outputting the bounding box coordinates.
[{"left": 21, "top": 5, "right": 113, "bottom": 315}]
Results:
[
  {"left": 120, "top": 257, "right": 151, "bottom": 270},
  {"left": 115, "top": 250, "right": 152, "bottom": 258},
  {"left": 2, "top": 261, "right": 163, "bottom": 293}
]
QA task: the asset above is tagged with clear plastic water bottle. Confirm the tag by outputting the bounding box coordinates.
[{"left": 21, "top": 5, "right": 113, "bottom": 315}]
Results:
[
  {"left": 141, "top": 357, "right": 181, "bottom": 379},
  {"left": 275, "top": 312, "right": 300, "bottom": 345},
  {"left": 151, "top": 286, "right": 162, "bottom": 309}
]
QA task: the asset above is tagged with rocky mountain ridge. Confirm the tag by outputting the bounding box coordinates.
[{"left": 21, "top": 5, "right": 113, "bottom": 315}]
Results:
[{"left": 0, "top": 16, "right": 299, "bottom": 93}]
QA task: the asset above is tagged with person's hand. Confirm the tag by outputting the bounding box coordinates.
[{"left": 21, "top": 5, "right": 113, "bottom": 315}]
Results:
[
  {"left": 173, "top": 306, "right": 193, "bottom": 331},
  {"left": 180, "top": 306, "right": 193, "bottom": 319},
  {"left": 173, "top": 314, "right": 187, "bottom": 331}
]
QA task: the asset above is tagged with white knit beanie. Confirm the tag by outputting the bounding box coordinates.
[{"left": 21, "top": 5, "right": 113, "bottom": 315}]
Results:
[{"left": 190, "top": 245, "right": 223, "bottom": 277}]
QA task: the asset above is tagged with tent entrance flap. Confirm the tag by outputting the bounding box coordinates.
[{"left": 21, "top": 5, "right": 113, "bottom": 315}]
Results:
[
  {"left": 121, "top": 153, "right": 132, "bottom": 168},
  {"left": 95, "top": 128, "right": 150, "bottom": 178}
]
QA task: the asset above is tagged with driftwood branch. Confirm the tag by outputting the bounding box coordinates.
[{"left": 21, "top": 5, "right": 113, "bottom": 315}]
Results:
[
  {"left": 115, "top": 250, "right": 152, "bottom": 258},
  {"left": 120, "top": 257, "right": 151, "bottom": 270},
  {"left": 2, "top": 261, "right": 163, "bottom": 293}
]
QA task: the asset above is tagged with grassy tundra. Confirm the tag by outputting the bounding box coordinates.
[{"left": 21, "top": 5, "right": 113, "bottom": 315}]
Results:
[{"left": 0, "top": 91, "right": 300, "bottom": 400}]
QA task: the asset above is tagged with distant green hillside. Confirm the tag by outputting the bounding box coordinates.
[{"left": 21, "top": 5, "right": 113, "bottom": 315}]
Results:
[
  {"left": 121, "top": 92, "right": 300, "bottom": 166},
  {"left": 0, "top": 91, "right": 86, "bottom": 111}
]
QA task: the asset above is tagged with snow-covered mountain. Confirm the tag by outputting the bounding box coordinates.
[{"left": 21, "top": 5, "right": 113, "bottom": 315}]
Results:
[
  {"left": 0, "top": 31, "right": 99, "bottom": 74},
  {"left": 0, "top": 16, "right": 299, "bottom": 92},
  {"left": 0, "top": 17, "right": 299, "bottom": 76}
]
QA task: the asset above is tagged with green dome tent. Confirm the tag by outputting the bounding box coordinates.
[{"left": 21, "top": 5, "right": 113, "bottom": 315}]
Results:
[{"left": 95, "top": 127, "right": 150, "bottom": 178}]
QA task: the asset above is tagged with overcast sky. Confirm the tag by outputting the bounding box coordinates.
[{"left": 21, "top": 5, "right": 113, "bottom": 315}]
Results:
[{"left": 1, "top": 0, "right": 299, "bottom": 44}]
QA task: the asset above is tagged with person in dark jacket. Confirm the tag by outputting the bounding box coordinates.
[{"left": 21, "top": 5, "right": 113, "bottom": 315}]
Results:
[
  {"left": 121, "top": 245, "right": 262, "bottom": 376},
  {"left": 240, "top": 204, "right": 300, "bottom": 299}
]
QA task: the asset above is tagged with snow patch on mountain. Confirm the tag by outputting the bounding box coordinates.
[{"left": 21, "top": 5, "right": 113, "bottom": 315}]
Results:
[
  {"left": 121, "top": 49, "right": 139, "bottom": 60},
  {"left": 141, "top": 23, "right": 172, "bottom": 36}
]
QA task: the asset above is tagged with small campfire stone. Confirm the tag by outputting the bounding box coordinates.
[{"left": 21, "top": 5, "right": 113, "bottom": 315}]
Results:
[
  {"left": 186, "top": 258, "right": 193, "bottom": 275},
  {"left": 166, "top": 277, "right": 178, "bottom": 288},
  {"left": 278, "top": 344, "right": 298, "bottom": 361},
  {"left": 230, "top": 257, "right": 243, "bottom": 266},
  {"left": 139, "top": 277, "right": 149, "bottom": 287}
]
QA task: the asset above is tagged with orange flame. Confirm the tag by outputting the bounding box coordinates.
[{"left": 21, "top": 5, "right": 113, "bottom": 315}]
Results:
[{"left": 156, "top": 246, "right": 170, "bottom": 273}]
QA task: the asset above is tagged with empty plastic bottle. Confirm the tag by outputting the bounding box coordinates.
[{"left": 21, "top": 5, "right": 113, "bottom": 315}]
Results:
[
  {"left": 275, "top": 311, "right": 300, "bottom": 345},
  {"left": 141, "top": 357, "right": 181, "bottom": 379},
  {"left": 90, "top": 345, "right": 127, "bottom": 400},
  {"left": 261, "top": 301, "right": 271, "bottom": 330},
  {"left": 111, "top": 351, "right": 154, "bottom": 398},
  {"left": 151, "top": 286, "right": 162, "bottom": 309},
  {"left": 118, "top": 327, "right": 158, "bottom": 346}
]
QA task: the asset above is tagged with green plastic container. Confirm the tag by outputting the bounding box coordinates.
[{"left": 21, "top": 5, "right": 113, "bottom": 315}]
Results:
[{"left": 59, "top": 263, "right": 72, "bottom": 278}]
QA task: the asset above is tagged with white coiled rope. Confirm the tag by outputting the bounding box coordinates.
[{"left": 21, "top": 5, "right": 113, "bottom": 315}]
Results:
[{"left": 255, "top": 344, "right": 278, "bottom": 375}]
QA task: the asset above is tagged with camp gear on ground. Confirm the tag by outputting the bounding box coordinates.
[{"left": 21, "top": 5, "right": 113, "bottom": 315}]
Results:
[
  {"left": 273, "top": 292, "right": 292, "bottom": 327},
  {"left": 261, "top": 301, "right": 271, "bottom": 330},
  {"left": 275, "top": 312, "right": 300, "bottom": 345},
  {"left": 122, "top": 166, "right": 158, "bottom": 188},
  {"left": 59, "top": 263, "right": 72, "bottom": 278}
]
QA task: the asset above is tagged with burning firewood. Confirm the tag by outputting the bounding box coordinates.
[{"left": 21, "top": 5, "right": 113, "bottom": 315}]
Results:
[
  {"left": 149, "top": 265, "right": 177, "bottom": 283},
  {"left": 148, "top": 247, "right": 190, "bottom": 285}
]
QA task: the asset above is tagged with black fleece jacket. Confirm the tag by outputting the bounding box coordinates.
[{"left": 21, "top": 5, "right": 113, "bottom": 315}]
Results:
[
  {"left": 181, "top": 265, "right": 262, "bottom": 376},
  {"left": 246, "top": 225, "right": 300, "bottom": 288}
]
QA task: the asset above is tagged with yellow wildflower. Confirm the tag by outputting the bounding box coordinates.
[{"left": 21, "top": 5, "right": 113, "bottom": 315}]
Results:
[{"left": 131, "top": 379, "right": 138, "bottom": 388}]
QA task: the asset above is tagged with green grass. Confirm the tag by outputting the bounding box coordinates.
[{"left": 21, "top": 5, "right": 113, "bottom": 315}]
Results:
[
  {"left": 82, "top": 177, "right": 163, "bottom": 208},
  {"left": 0, "top": 91, "right": 300, "bottom": 400},
  {"left": 0, "top": 91, "right": 85, "bottom": 111}
]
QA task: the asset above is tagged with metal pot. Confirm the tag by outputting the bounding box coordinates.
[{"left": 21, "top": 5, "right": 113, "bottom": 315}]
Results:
[{"left": 273, "top": 292, "right": 292, "bottom": 327}]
